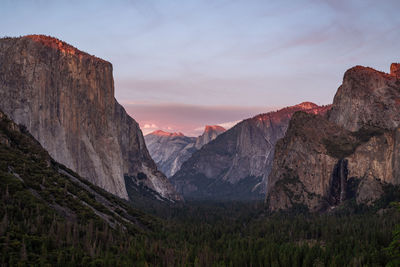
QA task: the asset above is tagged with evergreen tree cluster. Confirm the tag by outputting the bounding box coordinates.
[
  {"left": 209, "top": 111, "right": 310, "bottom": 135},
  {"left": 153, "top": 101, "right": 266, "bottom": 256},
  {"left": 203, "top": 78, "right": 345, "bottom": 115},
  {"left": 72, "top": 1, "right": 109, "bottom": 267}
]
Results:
[{"left": 0, "top": 111, "right": 399, "bottom": 266}]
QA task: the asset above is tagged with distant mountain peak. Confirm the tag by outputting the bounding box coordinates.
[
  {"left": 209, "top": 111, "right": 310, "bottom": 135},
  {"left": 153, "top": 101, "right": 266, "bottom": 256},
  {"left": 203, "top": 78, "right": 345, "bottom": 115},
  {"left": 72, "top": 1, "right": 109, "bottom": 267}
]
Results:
[
  {"left": 204, "top": 125, "right": 226, "bottom": 133},
  {"left": 149, "top": 130, "right": 184, "bottom": 137},
  {"left": 294, "top": 102, "right": 318, "bottom": 109},
  {"left": 252, "top": 101, "right": 330, "bottom": 123},
  {"left": 145, "top": 126, "right": 226, "bottom": 178},
  {"left": 171, "top": 102, "right": 331, "bottom": 201}
]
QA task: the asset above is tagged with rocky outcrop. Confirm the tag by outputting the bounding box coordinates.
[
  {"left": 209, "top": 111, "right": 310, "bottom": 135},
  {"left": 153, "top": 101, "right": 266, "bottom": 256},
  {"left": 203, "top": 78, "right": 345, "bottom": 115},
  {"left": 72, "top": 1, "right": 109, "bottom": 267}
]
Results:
[
  {"left": 390, "top": 63, "right": 400, "bottom": 78},
  {"left": 171, "top": 103, "right": 330, "bottom": 201},
  {"left": 195, "top": 125, "right": 226, "bottom": 149},
  {"left": 145, "top": 130, "right": 197, "bottom": 177},
  {"left": 356, "top": 177, "right": 384, "bottom": 205},
  {"left": 329, "top": 64, "right": 400, "bottom": 131},
  {"left": 267, "top": 112, "right": 348, "bottom": 211},
  {"left": 0, "top": 35, "right": 181, "bottom": 201},
  {"left": 144, "top": 126, "right": 225, "bottom": 177},
  {"left": 267, "top": 64, "right": 400, "bottom": 211}
]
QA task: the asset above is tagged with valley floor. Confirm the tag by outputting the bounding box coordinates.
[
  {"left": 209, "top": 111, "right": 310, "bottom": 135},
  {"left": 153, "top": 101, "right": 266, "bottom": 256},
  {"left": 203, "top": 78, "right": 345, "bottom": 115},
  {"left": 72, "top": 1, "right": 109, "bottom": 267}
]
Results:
[
  {"left": 131, "top": 200, "right": 400, "bottom": 267},
  {"left": 3, "top": 186, "right": 400, "bottom": 266},
  {"left": 0, "top": 120, "right": 399, "bottom": 266}
]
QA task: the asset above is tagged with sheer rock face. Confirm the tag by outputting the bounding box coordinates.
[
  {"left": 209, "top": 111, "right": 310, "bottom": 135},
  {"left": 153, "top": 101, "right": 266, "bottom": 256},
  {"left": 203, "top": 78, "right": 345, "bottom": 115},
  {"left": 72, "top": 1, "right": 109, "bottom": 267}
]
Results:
[
  {"left": 267, "top": 64, "right": 400, "bottom": 211},
  {"left": 345, "top": 129, "right": 400, "bottom": 186},
  {"left": 144, "top": 126, "right": 225, "bottom": 178},
  {"left": 171, "top": 103, "right": 330, "bottom": 201},
  {"left": 267, "top": 112, "right": 346, "bottom": 211},
  {"left": 391, "top": 63, "right": 400, "bottom": 78},
  {"left": 0, "top": 35, "right": 181, "bottom": 201},
  {"left": 145, "top": 131, "right": 197, "bottom": 178},
  {"left": 329, "top": 65, "right": 400, "bottom": 131},
  {"left": 194, "top": 125, "right": 226, "bottom": 149},
  {"left": 356, "top": 177, "right": 384, "bottom": 205}
]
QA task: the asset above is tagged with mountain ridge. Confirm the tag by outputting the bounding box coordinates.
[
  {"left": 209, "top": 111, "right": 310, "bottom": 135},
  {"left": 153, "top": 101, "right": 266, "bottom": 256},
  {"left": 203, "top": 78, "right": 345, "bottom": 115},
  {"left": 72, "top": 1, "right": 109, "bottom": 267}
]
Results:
[
  {"left": 0, "top": 35, "right": 181, "bottom": 202},
  {"left": 144, "top": 125, "right": 225, "bottom": 177},
  {"left": 267, "top": 63, "right": 400, "bottom": 211},
  {"left": 149, "top": 130, "right": 185, "bottom": 137},
  {"left": 171, "top": 102, "right": 330, "bottom": 200}
]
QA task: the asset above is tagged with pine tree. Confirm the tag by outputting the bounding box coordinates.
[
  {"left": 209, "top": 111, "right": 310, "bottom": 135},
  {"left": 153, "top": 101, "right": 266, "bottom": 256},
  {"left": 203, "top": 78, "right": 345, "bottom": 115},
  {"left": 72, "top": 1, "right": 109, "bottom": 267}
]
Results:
[{"left": 386, "top": 202, "right": 400, "bottom": 266}]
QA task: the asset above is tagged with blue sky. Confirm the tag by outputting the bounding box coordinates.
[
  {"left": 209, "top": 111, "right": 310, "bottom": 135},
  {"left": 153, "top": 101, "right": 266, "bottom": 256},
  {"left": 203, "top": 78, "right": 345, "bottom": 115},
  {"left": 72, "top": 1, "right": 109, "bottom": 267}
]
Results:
[{"left": 1, "top": 0, "right": 400, "bottom": 135}]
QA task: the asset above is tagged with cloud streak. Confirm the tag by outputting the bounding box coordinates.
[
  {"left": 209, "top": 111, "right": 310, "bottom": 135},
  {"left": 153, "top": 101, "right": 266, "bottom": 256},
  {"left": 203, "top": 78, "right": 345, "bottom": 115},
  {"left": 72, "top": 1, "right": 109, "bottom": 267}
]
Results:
[
  {"left": 1, "top": 0, "right": 400, "bottom": 133},
  {"left": 122, "top": 102, "right": 277, "bottom": 136}
]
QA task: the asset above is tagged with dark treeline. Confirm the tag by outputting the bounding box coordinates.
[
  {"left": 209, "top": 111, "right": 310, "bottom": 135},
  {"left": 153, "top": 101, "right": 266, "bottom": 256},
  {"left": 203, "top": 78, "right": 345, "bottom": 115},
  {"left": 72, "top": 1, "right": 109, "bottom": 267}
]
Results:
[
  {"left": 1, "top": 184, "right": 400, "bottom": 266},
  {"left": 0, "top": 113, "right": 399, "bottom": 266}
]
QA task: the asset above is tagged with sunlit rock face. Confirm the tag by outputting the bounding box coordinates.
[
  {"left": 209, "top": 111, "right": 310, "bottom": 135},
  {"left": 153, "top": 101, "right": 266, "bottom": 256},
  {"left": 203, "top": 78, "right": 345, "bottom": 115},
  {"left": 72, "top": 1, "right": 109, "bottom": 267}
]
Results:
[
  {"left": 390, "top": 63, "right": 400, "bottom": 77},
  {"left": 329, "top": 65, "right": 400, "bottom": 131},
  {"left": 0, "top": 35, "right": 181, "bottom": 202},
  {"left": 171, "top": 103, "right": 330, "bottom": 201},
  {"left": 267, "top": 64, "right": 400, "bottom": 211},
  {"left": 144, "top": 126, "right": 225, "bottom": 178},
  {"left": 195, "top": 125, "right": 226, "bottom": 149}
]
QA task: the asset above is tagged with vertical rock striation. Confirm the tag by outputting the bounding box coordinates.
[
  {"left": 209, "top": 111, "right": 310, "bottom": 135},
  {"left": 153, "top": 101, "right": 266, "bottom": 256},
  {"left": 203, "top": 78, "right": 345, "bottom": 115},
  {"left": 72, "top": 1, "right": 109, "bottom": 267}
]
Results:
[
  {"left": 145, "top": 130, "right": 197, "bottom": 178},
  {"left": 194, "top": 125, "right": 226, "bottom": 149},
  {"left": 267, "top": 63, "right": 400, "bottom": 211},
  {"left": 171, "top": 103, "right": 330, "bottom": 200},
  {"left": 329, "top": 65, "right": 400, "bottom": 131},
  {"left": 0, "top": 35, "right": 181, "bottom": 201},
  {"left": 390, "top": 63, "right": 400, "bottom": 78},
  {"left": 144, "top": 126, "right": 225, "bottom": 178}
]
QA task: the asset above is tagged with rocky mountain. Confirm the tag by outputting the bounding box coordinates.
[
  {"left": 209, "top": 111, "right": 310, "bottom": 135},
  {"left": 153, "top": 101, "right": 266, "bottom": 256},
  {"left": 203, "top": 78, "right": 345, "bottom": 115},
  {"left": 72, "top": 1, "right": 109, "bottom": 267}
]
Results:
[
  {"left": 329, "top": 64, "right": 400, "bottom": 131},
  {"left": 145, "top": 130, "right": 197, "bottom": 178},
  {"left": 0, "top": 35, "right": 181, "bottom": 202},
  {"left": 144, "top": 126, "right": 225, "bottom": 177},
  {"left": 195, "top": 125, "right": 226, "bottom": 149},
  {"left": 0, "top": 108, "right": 163, "bottom": 263},
  {"left": 171, "top": 103, "right": 330, "bottom": 200},
  {"left": 267, "top": 63, "right": 400, "bottom": 211}
]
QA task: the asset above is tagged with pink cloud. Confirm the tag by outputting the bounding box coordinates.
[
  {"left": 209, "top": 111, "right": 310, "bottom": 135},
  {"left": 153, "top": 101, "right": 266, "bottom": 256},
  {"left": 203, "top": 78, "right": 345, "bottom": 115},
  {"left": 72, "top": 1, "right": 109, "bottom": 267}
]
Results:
[{"left": 122, "top": 102, "right": 277, "bottom": 136}]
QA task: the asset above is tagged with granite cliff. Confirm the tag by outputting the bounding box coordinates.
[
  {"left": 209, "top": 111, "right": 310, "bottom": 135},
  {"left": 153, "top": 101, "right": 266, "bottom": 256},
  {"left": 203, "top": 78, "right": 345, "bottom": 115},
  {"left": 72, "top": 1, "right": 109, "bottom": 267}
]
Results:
[
  {"left": 0, "top": 108, "right": 154, "bottom": 230},
  {"left": 171, "top": 103, "right": 330, "bottom": 200},
  {"left": 144, "top": 125, "right": 225, "bottom": 177},
  {"left": 329, "top": 64, "right": 400, "bottom": 131},
  {"left": 0, "top": 35, "right": 181, "bottom": 201},
  {"left": 145, "top": 130, "right": 197, "bottom": 178},
  {"left": 195, "top": 125, "right": 226, "bottom": 149},
  {"left": 267, "top": 63, "right": 400, "bottom": 211}
]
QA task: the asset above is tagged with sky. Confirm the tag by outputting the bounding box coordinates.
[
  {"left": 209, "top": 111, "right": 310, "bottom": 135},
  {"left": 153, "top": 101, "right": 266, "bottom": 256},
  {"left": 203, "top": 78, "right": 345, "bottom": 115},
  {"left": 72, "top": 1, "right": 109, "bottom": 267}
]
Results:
[{"left": 1, "top": 0, "right": 400, "bottom": 136}]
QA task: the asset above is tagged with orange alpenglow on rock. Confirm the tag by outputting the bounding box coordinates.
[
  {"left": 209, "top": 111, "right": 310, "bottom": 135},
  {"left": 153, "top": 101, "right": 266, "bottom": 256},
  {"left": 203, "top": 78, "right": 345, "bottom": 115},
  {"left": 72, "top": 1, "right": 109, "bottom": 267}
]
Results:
[
  {"left": 25, "top": 34, "right": 105, "bottom": 62},
  {"left": 295, "top": 102, "right": 319, "bottom": 110},
  {"left": 204, "top": 125, "right": 226, "bottom": 133},
  {"left": 151, "top": 130, "right": 184, "bottom": 137},
  {"left": 0, "top": 35, "right": 182, "bottom": 202},
  {"left": 390, "top": 63, "right": 400, "bottom": 77}
]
